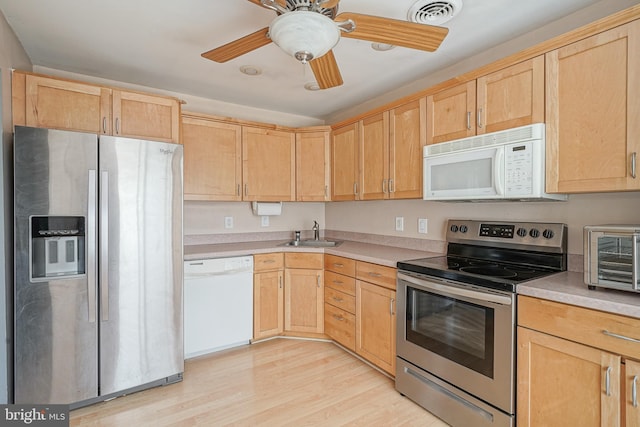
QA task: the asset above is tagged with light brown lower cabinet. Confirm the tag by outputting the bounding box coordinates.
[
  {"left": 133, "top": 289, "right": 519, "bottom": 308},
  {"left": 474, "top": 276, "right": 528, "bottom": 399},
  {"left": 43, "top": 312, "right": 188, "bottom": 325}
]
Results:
[
  {"left": 324, "top": 268, "right": 357, "bottom": 351},
  {"left": 284, "top": 253, "right": 324, "bottom": 334},
  {"left": 517, "top": 295, "right": 640, "bottom": 427},
  {"left": 253, "top": 253, "right": 284, "bottom": 340}
]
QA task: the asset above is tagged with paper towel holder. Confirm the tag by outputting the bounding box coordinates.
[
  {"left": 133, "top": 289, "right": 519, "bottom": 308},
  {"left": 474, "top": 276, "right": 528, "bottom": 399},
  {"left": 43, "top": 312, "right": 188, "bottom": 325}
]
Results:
[{"left": 251, "top": 201, "right": 283, "bottom": 216}]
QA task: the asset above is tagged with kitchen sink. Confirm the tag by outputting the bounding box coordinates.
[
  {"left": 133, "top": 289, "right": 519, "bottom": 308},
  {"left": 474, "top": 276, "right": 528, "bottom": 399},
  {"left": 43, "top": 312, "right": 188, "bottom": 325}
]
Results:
[{"left": 279, "top": 239, "right": 343, "bottom": 248}]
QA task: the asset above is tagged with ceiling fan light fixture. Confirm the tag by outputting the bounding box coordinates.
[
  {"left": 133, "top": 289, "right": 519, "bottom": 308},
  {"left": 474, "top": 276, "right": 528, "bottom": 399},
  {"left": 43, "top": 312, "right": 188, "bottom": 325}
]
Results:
[
  {"left": 371, "top": 43, "right": 396, "bottom": 51},
  {"left": 269, "top": 11, "right": 340, "bottom": 64}
]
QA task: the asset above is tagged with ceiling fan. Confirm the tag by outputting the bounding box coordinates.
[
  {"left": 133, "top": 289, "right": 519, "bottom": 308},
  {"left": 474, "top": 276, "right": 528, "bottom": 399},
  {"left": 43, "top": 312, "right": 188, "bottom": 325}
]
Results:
[{"left": 201, "top": 0, "right": 449, "bottom": 89}]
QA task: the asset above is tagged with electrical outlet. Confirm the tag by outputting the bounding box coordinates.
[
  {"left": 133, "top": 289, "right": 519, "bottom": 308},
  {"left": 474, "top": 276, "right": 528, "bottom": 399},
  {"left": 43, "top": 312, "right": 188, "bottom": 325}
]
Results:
[
  {"left": 395, "top": 216, "right": 404, "bottom": 232},
  {"left": 261, "top": 216, "right": 269, "bottom": 227},
  {"left": 224, "top": 216, "right": 233, "bottom": 229},
  {"left": 418, "top": 218, "right": 428, "bottom": 234}
]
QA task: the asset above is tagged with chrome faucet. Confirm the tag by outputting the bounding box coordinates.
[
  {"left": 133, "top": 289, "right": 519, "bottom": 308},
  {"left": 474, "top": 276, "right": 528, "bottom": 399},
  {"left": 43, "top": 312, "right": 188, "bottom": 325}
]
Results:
[{"left": 312, "top": 220, "right": 320, "bottom": 241}]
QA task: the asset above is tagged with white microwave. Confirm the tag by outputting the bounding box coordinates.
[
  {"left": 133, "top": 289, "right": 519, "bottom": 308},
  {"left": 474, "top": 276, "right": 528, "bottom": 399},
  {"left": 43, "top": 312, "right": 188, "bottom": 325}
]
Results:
[{"left": 423, "top": 123, "right": 567, "bottom": 202}]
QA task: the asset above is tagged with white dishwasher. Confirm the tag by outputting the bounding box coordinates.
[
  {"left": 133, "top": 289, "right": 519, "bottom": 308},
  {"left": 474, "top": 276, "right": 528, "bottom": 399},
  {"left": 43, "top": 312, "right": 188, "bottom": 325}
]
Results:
[{"left": 184, "top": 256, "right": 253, "bottom": 359}]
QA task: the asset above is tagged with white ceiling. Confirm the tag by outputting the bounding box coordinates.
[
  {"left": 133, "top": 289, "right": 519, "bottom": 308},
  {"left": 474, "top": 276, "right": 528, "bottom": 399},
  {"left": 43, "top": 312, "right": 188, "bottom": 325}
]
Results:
[{"left": 0, "top": 0, "right": 633, "bottom": 122}]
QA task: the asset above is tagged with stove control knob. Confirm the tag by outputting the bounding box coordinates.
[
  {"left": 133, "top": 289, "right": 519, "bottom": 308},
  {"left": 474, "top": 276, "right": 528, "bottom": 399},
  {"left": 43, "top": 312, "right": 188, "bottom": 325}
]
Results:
[
  {"left": 450, "top": 225, "right": 459, "bottom": 233},
  {"left": 529, "top": 228, "right": 540, "bottom": 238},
  {"left": 459, "top": 225, "right": 468, "bottom": 233},
  {"left": 517, "top": 228, "right": 527, "bottom": 237},
  {"left": 543, "top": 229, "right": 555, "bottom": 239}
]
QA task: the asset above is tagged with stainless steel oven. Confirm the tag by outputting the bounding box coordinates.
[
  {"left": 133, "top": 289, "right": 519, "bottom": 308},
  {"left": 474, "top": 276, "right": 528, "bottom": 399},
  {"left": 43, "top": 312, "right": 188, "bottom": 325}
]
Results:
[{"left": 396, "top": 220, "right": 567, "bottom": 427}]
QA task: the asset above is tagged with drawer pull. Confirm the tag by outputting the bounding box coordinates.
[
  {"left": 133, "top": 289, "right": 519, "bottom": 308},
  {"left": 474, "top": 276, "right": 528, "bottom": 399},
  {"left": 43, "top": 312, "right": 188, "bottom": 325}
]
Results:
[
  {"left": 332, "top": 280, "right": 344, "bottom": 285},
  {"left": 368, "top": 272, "right": 382, "bottom": 277},
  {"left": 633, "top": 375, "right": 638, "bottom": 408},
  {"left": 333, "top": 263, "right": 344, "bottom": 268},
  {"left": 602, "top": 330, "right": 640, "bottom": 344},
  {"left": 332, "top": 296, "right": 344, "bottom": 302},
  {"left": 333, "top": 314, "right": 344, "bottom": 322},
  {"left": 605, "top": 366, "right": 612, "bottom": 396},
  {"left": 263, "top": 260, "right": 276, "bottom": 264}
]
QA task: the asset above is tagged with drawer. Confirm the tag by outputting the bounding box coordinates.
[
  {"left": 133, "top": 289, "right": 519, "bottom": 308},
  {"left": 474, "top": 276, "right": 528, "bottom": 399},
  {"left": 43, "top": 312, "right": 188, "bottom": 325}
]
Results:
[
  {"left": 324, "top": 254, "right": 356, "bottom": 277},
  {"left": 285, "top": 252, "right": 323, "bottom": 269},
  {"left": 253, "top": 253, "right": 284, "bottom": 271},
  {"left": 325, "top": 287, "right": 356, "bottom": 314},
  {"left": 324, "top": 270, "right": 356, "bottom": 296},
  {"left": 518, "top": 296, "right": 640, "bottom": 360},
  {"left": 325, "top": 303, "right": 355, "bottom": 352},
  {"left": 356, "top": 261, "right": 396, "bottom": 290}
]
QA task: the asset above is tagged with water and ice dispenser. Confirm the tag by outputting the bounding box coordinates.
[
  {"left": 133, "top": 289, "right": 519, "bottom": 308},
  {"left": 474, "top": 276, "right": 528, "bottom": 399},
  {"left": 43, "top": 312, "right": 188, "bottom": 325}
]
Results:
[{"left": 31, "top": 216, "right": 86, "bottom": 280}]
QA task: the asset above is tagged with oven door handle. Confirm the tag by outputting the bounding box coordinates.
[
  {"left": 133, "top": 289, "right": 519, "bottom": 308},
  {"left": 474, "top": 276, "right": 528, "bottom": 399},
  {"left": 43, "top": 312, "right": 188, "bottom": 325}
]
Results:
[{"left": 398, "top": 272, "right": 513, "bottom": 306}]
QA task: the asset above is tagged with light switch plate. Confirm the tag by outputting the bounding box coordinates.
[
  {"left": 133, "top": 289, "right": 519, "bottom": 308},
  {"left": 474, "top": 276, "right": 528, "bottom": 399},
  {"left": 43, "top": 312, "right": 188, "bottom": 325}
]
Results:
[
  {"left": 418, "top": 218, "right": 428, "bottom": 234},
  {"left": 395, "top": 217, "right": 404, "bottom": 232},
  {"left": 261, "top": 216, "right": 269, "bottom": 227},
  {"left": 224, "top": 216, "right": 233, "bottom": 229}
]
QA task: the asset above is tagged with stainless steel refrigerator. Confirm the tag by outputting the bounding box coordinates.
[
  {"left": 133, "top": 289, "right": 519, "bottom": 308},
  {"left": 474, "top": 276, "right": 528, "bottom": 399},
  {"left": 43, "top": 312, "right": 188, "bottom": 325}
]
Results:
[{"left": 13, "top": 126, "right": 183, "bottom": 407}]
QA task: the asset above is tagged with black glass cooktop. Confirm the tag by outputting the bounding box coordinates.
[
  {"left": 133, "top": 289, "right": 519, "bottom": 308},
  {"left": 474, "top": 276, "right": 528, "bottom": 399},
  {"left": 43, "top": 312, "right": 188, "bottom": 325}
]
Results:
[{"left": 397, "top": 255, "right": 562, "bottom": 293}]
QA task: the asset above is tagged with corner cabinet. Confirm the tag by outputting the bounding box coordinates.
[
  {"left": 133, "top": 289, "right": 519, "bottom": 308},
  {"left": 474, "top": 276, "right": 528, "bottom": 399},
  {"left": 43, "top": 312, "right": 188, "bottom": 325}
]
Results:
[
  {"left": 545, "top": 20, "right": 640, "bottom": 193},
  {"left": 426, "top": 56, "right": 544, "bottom": 144},
  {"left": 12, "top": 71, "right": 180, "bottom": 143},
  {"left": 242, "top": 127, "right": 296, "bottom": 201},
  {"left": 284, "top": 253, "right": 324, "bottom": 334},
  {"left": 517, "top": 296, "right": 640, "bottom": 427},
  {"left": 182, "top": 114, "right": 242, "bottom": 201},
  {"left": 331, "top": 123, "right": 359, "bottom": 201}
]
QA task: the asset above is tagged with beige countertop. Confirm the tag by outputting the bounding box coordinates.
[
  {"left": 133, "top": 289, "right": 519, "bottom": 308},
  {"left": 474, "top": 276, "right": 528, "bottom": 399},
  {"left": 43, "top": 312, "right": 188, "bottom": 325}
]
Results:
[
  {"left": 518, "top": 271, "right": 640, "bottom": 318},
  {"left": 184, "top": 239, "right": 440, "bottom": 268}
]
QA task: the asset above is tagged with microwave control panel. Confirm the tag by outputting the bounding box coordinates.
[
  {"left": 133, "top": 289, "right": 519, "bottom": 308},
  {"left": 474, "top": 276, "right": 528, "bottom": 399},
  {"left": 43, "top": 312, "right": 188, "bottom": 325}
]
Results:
[{"left": 504, "top": 141, "right": 533, "bottom": 195}]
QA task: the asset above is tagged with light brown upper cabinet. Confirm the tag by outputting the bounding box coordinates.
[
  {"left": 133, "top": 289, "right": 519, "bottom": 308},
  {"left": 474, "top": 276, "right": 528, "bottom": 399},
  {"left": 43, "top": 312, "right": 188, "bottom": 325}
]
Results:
[
  {"left": 182, "top": 114, "right": 242, "bottom": 201},
  {"left": 331, "top": 122, "right": 359, "bottom": 201},
  {"left": 359, "top": 112, "right": 390, "bottom": 200},
  {"left": 295, "top": 128, "right": 331, "bottom": 201},
  {"left": 242, "top": 127, "right": 296, "bottom": 202},
  {"left": 426, "top": 56, "right": 544, "bottom": 145},
  {"left": 12, "top": 71, "right": 180, "bottom": 143},
  {"left": 546, "top": 21, "right": 640, "bottom": 193}
]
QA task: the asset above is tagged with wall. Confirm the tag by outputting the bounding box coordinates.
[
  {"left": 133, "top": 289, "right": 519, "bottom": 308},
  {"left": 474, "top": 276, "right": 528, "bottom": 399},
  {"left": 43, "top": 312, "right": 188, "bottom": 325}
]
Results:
[
  {"left": 325, "top": 193, "right": 640, "bottom": 255},
  {"left": 0, "top": 8, "right": 31, "bottom": 404}
]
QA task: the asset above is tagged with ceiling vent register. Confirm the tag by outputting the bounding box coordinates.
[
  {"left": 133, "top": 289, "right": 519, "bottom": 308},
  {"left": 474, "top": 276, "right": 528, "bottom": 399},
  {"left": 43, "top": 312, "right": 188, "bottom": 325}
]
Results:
[{"left": 408, "top": 0, "right": 462, "bottom": 26}]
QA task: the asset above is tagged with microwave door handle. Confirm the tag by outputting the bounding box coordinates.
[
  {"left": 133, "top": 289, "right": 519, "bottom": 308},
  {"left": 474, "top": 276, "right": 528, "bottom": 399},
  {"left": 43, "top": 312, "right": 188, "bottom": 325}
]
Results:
[
  {"left": 634, "top": 234, "right": 639, "bottom": 290},
  {"left": 494, "top": 149, "right": 505, "bottom": 196}
]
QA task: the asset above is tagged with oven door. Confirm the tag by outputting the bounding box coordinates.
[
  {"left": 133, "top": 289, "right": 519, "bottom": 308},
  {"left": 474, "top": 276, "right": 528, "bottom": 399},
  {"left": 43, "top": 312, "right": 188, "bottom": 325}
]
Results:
[{"left": 396, "top": 271, "right": 515, "bottom": 414}]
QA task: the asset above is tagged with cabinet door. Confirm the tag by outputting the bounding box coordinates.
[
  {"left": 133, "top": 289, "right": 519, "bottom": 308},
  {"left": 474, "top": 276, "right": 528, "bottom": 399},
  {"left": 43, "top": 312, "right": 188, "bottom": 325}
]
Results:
[
  {"left": 355, "top": 280, "right": 396, "bottom": 375},
  {"left": 517, "top": 327, "right": 621, "bottom": 427},
  {"left": 626, "top": 359, "right": 640, "bottom": 427},
  {"left": 243, "top": 127, "right": 296, "bottom": 201},
  {"left": 182, "top": 116, "right": 242, "bottom": 201},
  {"left": 389, "top": 98, "right": 426, "bottom": 199},
  {"left": 546, "top": 21, "right": 640, "bottom": 193},
  {"left": 253, "top": 270, "right": 284, "bottom": 340},
  {"left": 23, "top": 74, "right": 111, "bottom": 134},
  {"left": 426, "top": 80, "right": 476, "bottom": 144},
  {"left": 284, "top": 268, "right": 323, "bottom": 333},
  {"left": 477, "top": 55, "right": 544, "bottom": 134},
  {"left": 112, "top": 90, "right": 180, "bottom": 143},
  {"left": 359, "top": 112, "right": 389, "bottom": 200},
  {"left": 296, "top": 130, "right": 330, "bottom": 201},
  {"left": 331, "top": 123, "right": 359, "bottom": 201}
]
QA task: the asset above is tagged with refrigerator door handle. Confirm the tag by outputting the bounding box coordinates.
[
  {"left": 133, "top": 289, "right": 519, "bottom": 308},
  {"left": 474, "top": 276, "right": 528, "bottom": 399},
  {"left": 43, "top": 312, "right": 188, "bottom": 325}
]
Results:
[
  {"left": 100, "top": 170, "right": 110, "bottom": 321},
  {"left": 87, "top": 170, "right": 97, "bottom": 323}
]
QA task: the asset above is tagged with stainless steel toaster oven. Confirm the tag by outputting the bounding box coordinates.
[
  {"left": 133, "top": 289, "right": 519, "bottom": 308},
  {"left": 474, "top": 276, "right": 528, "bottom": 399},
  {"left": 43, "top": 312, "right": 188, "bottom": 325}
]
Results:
[{"left": 584, "top": 225, "right": 640, "bottom": 293}]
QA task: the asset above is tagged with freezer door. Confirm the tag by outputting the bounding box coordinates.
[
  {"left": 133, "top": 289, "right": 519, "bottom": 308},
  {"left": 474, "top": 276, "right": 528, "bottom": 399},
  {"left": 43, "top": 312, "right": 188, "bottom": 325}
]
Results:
[
  {"left": 14, "top": 126, "right": 99, "bottom": 404},
  {"left": 98, "top": 136, "right": 183, "bottom": 395}
]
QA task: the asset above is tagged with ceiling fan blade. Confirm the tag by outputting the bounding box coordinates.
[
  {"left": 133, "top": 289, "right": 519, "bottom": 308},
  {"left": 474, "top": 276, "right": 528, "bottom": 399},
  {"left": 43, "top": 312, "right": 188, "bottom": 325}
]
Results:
[
  {"left": 310, "top": 50, "right": 343, "bottom": 89},
  {"left": 246, "top": 0, "right": 287, "bottom": 8},
  {"left": 336, "top": 12, "right": 448, "bottom": 52},
  {"left": 201, "top": 27, "right": 271, "bottom": 63}
]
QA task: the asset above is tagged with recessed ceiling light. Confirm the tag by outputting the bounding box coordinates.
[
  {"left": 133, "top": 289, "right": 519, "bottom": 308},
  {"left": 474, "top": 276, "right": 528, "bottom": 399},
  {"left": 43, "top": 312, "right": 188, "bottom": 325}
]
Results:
[
  {"left": 239, "top": 65, "right": 262, "bottom": 76},
  {"left": 371, "top": 43, "right": 396, "bottom": 52},
  {"left": 304, "top": 82, "right": 321, "bottom": 91}
]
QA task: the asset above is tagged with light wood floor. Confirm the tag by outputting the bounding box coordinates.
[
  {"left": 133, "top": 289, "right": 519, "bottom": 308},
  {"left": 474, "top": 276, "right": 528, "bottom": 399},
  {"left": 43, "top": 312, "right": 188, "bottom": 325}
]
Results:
[{"left": 70, "top": 338, "right": 449, "bottom": 426}]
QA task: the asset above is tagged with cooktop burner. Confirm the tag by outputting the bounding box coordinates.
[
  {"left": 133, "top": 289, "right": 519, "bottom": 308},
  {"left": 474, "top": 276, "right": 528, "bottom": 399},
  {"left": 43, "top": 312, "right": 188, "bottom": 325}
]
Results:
[{"left": 397, "top": 220, "right": 568, "bottom": 292}]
